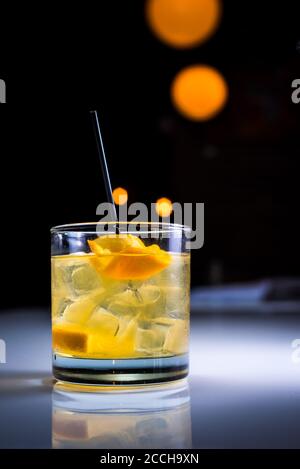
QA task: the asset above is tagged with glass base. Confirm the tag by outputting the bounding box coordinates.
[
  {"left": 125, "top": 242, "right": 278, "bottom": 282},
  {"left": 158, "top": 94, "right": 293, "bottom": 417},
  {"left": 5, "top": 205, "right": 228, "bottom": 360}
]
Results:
[{"left": 53, "top": 353, "right": 189, "bottom": 386}]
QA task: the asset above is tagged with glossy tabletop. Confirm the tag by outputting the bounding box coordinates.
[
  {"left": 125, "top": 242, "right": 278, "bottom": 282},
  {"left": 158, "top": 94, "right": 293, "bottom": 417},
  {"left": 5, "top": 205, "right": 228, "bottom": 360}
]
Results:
[{"left": 0, "top": 310, "right": 300, "bottom": 448}]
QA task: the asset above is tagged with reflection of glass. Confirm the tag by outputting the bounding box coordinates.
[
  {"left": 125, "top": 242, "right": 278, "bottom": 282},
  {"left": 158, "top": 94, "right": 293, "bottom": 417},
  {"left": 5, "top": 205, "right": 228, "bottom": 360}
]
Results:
[
  {"left": 51, "top": 223, "right": 190, "bottom": 386},
  {"left": 52, "top": 380, "right": 192, "bottom": 449}
]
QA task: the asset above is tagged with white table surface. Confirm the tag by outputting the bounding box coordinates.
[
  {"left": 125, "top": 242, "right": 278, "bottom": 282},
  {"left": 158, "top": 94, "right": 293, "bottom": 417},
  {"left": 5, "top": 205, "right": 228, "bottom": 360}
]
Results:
[{"left": 1, "top": 310, "right": 300, "bottom": 448}]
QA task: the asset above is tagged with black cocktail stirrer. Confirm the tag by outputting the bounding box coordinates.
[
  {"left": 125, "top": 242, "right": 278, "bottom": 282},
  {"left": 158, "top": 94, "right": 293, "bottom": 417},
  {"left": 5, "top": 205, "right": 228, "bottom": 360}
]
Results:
[
  {"left": 89, "top": 111, "right": 139, "bottom": 295},
  {"left": 90, "top": 110, "right": 119, "bottom": 233}
]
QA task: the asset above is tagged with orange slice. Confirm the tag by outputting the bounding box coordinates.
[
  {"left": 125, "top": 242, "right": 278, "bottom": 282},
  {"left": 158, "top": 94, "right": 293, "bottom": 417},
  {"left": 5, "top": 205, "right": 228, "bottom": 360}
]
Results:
[
  {"left": 89, "top": 234, "right": 144, "bottom": 255},
  {"left": 88, "top": 234, "right": 171, "bottom": 280},
  {"left": 53, "top": 324, "right": 88, "bottom": 354}
]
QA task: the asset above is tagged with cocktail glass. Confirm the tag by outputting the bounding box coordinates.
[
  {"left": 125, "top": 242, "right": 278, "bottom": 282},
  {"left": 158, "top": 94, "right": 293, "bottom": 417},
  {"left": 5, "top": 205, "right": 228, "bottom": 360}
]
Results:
[{"left": 51, "top": 222, "right": 190, "bottom": 386}]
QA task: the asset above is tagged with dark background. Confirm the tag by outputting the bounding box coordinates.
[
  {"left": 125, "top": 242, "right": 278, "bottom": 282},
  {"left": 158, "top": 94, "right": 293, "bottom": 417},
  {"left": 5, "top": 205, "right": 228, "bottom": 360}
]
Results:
[{"left": 0, "top": 0, "right": 300, "bottom": 310}]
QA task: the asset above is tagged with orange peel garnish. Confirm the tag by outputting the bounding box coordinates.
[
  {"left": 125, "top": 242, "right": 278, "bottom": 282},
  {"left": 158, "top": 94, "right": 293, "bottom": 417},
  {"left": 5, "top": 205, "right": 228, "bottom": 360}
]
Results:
[
  {"left": 53, "top": 324, "right": 88, "bottom": 354},
  {"left": 88, "top": 234, "right": 171, "bottom": 280}
]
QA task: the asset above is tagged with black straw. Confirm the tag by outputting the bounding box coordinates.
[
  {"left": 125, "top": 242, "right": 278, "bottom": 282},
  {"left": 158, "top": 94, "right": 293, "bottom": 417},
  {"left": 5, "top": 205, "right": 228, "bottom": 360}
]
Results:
[{"left": 90, "top": 110, "right": 118, "bottom": 224}]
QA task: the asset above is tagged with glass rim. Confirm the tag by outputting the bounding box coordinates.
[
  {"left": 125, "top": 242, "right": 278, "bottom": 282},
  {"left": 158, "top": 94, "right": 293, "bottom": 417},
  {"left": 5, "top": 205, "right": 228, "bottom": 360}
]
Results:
[{"left": 50, "top": 221, "right": 191, "bottom": 235}]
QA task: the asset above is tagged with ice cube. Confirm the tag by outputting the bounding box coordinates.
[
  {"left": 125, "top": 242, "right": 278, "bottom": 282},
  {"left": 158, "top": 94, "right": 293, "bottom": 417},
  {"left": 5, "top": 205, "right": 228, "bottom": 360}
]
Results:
[
  {"left": 89, "top": 316, "right": 137, "bottom": 357},
  {"left": 149, "top": 254, "right": 183, "bottom": 286},
  {"left": 107, "top": 285, "right": 161, "bottom": 318},
  {"left": 152, "top": 286, "right": 188, "bottom": 319},
  {"left": 87, "top": 307, "right": 119, "bottom": 336},
  {"left": 135, "top": 322, "right": 169, "bottom": 353},
  {"left": 164, "top": 286, "right": 185, "bottom": 312},
  {"left": 71, "top": 264, "right": 101, "bottom": 294},
  {"left": 163, "top": 319, "right": 188, "bottom": 354},
  {"left": 142, "top": 285, "right": 186, "bottom": 319},
  {"left": 63, "top": 289, "right": 106, "bottom": 324},
  {"left": 167, "top": 310, "right": 187, "bottom": 320},
  {"left": 51, "top": 262, "right": 72, "bottom": 301},
  {"left": 137, "top": 318, "right": 152, "bottom": 329},
  {"left": 52, "top": 254, "right": 108, "bottom": 300},
  {"left": 153, "top": 317, "right": 176, "bottom": 326},
  {"left": 138, "top": 285, "right": 161, "bottom": 304},
  {"left": 148, "top": 253, "right": 190, "bottom": 317},
  {"left": 52, "top": 297, "right": 72, "bottom": 320}
]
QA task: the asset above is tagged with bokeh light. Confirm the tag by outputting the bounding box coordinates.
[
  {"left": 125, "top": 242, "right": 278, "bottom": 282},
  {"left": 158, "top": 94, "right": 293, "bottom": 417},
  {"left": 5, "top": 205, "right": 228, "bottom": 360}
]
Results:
[
  {"left": 171, "top": 65, "right": 228, "bottom": 121},
  {"left": 156, "top": 197, "right": 173, "bottom": 217},
  {"left": 112, "top": 187, "right": 128, "bottom": 205},
  {"left": 146, "top": 0, "right": 221, "bottom": 49}
]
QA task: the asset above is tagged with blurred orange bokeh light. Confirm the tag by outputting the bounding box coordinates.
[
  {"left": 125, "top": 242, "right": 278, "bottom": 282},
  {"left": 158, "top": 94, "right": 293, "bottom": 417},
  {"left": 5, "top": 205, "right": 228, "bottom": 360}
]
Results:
[
  {"left": 112, "top": 187, "right": 128, "bottom": 205},
  {"left": 146, "top": 0, "right": 221, "bottom": 48},
  {"left": 156, "top": 197, "right": 173, "bottom": 217},
  {"left": 171, "top": 65, "right": 228, "bottom": 121}
]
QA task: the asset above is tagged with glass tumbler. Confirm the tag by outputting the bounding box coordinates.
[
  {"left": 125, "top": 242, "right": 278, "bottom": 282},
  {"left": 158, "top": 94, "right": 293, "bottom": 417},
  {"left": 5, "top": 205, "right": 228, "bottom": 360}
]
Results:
[{"left": 51, "top": 222, "right": 190, "bottom": 386}]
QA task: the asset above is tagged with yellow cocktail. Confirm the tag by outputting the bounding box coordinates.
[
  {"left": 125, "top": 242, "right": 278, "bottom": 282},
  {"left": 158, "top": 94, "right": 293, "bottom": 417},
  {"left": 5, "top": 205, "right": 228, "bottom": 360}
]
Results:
[{"left": 51, "top": 223, "right": 190, "bottom": 385}]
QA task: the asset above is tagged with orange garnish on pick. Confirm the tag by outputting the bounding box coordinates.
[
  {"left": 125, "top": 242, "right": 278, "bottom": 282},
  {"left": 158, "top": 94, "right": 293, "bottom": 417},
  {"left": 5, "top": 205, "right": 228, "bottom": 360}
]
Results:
[{"left": 88, "top": 234, "right": 171, "bottom": 280}]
